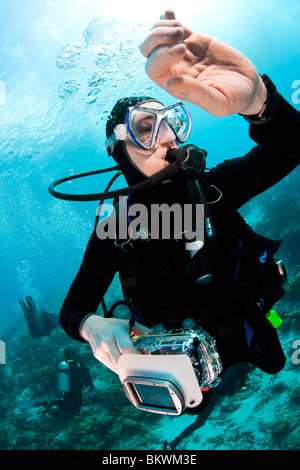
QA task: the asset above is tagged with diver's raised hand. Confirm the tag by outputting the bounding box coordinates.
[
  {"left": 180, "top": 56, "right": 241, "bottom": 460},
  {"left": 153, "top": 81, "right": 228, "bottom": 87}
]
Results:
[
  {"left": 80, "top": 315, "right": 150, "bottom": 373},
  {"left": 140, "top": 10, "right": 267, "bottom": 117}
]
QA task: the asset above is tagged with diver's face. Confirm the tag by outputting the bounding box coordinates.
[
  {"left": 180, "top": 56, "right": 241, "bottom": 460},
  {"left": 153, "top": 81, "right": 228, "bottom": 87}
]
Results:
[{"left": 124, "top": 101, "right": 178, "bottom": 177}]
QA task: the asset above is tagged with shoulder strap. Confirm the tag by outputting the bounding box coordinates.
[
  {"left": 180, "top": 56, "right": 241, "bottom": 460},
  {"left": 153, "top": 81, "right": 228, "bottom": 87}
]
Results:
[{"left": 113, "top": 197, "right": 139, "bottom": 288}]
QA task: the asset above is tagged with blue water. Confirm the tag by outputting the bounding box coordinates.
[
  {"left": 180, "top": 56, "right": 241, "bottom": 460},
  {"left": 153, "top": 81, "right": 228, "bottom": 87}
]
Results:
[{"left": 0, "top": 0, "right": 299, "bottom": 451}]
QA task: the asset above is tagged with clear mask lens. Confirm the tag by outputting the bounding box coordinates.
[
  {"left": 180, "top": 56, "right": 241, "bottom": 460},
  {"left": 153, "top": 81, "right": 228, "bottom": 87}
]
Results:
[
  {"left": 165, "top": 105, "right": 190, "bottom": 142},
  {"left": 129, "top": 109, "right": 156, "bottom": 147}
]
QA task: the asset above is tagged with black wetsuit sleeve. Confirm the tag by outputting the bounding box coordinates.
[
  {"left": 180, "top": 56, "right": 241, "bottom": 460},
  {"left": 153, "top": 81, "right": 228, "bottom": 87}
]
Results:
[
  {"left": 208, "top": 91, "right": 300, "bottom": 209},
  {"left": 60, "top": 228, "right": 119, "bottom": 342},
  {"left": 78, "top": 361, "right": 94, "bottom": 388}
]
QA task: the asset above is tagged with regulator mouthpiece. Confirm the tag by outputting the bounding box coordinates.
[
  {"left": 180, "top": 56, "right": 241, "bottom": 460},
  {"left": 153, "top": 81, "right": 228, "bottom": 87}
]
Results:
[{"left": 166, "top": 144, "right": 207, "bottom": 178}]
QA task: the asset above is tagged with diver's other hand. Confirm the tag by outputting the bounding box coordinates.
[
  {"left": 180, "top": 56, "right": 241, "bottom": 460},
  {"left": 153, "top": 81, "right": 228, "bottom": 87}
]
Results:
[
  {"left": 140, "top": 10, "right": 267, "bottom": 117},
  {"left": 80, "top": 315, "right": 149, "bottom": 373}
]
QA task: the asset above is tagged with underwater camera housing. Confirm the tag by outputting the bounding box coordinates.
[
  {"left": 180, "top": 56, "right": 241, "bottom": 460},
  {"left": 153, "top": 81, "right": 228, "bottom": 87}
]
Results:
[{"left": 117, "top": 319, "right": 223, "bottom": 415}]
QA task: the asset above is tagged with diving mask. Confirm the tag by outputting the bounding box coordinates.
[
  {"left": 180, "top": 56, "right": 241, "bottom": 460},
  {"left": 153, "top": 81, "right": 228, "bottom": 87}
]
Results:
[
  {"left": 106, "top": 102, "right": 192, "bottom": 153},
  {"left": 117, "top": 320, "right": 222, "bottom": 416}
]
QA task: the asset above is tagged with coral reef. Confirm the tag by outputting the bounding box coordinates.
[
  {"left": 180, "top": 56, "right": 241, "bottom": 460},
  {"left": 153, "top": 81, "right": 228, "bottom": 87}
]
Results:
[
  {"left": 286, "top": 269, "right": 300, "bottom": 303},
  {"left": 0, "top": 308, "right": 164, "bottom": 451},
  {"left": 1, "top": 295, "right": 299, "bottom": 452}
]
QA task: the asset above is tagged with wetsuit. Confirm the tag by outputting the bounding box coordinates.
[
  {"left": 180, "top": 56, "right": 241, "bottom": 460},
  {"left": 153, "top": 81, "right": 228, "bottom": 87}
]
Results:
[{"left": 60, "top": 88, "right": 300, "bottom": 381}]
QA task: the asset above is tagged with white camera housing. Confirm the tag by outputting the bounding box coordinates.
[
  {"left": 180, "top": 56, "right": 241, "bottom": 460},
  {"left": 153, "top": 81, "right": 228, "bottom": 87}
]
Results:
[{"left": 117, "top": 354, "right": 203, "bottom": 415}]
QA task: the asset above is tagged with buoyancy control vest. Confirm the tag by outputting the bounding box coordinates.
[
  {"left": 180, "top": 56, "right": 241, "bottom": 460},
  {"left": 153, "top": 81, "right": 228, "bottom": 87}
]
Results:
[{"left": 113, "top": 178, "right": 287, "bottom": 331}]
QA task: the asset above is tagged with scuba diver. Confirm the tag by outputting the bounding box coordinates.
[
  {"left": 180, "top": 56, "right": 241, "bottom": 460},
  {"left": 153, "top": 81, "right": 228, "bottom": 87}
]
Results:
[
  {"left": 52, "top": 10, "right": 299, "bottom": 423},
  {"left": 54, "top": 347, "right": 95, "bottom": 412},
  {"left": 20, "top": 348, "right": 95, "bottom": 421},
  {"left": 19, "top": 296, "right": 59, "bottom": 338}
]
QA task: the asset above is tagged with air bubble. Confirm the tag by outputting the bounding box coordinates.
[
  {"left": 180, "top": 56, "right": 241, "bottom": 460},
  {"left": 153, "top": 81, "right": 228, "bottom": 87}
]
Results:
[
  {"left": 58, "top": 78, "right": 81, "bottom": 100},
  {"left": 55, "top": 43, "right": 82, "bottom": 69}
]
